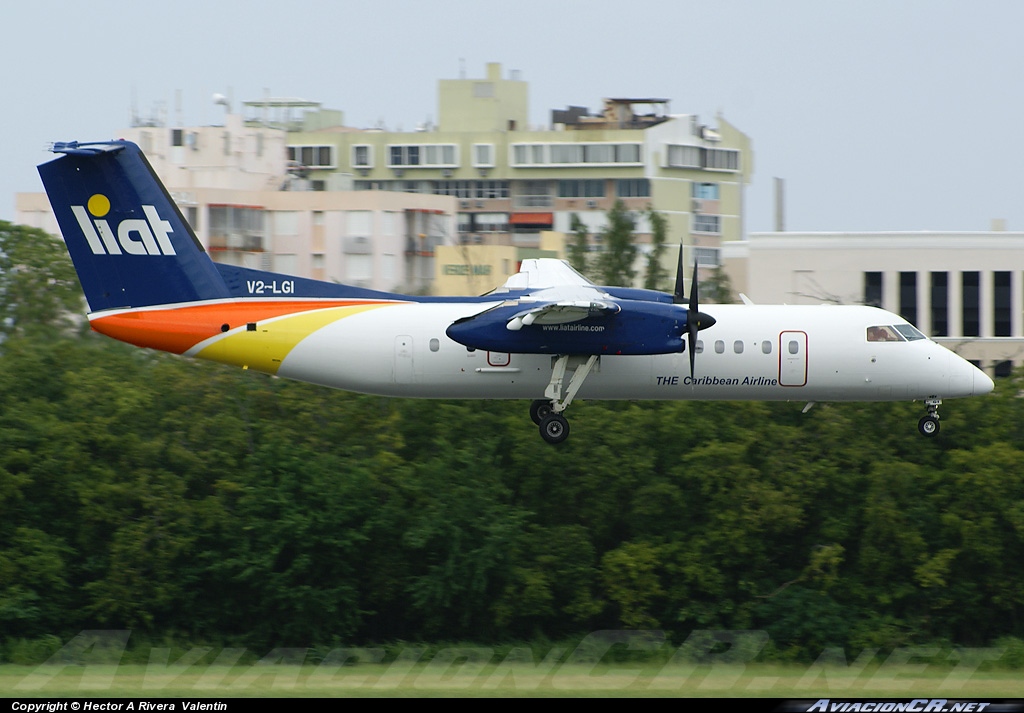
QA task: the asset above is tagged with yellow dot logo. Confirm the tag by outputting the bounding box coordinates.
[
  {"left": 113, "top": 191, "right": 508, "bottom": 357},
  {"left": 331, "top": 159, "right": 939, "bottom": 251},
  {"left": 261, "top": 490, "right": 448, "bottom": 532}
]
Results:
[{"left": 87, "top": 194, "right": 110, "bottom": 217}]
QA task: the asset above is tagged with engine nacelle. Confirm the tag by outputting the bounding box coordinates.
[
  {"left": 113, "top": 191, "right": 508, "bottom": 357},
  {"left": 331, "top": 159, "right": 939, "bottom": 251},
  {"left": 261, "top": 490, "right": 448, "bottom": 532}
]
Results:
[{"left": 446, "top": 301, "right": 691, "bottom": 355}]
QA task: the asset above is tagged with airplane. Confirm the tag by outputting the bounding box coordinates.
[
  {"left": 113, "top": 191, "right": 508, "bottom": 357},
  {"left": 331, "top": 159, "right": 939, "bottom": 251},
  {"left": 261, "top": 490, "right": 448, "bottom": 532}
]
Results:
[{"left": 37, "top": 140, "right": 994, "bottom": 444}]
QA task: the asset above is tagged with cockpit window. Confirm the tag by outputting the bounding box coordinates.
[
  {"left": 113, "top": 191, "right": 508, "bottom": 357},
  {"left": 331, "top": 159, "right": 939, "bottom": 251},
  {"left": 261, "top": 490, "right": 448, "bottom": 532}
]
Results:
[
  {"left": 866, "top": 325, "right": 905, "bottom": 342},
  {"left": 893, "top": 324, "right": 927, "bottom": 341}
]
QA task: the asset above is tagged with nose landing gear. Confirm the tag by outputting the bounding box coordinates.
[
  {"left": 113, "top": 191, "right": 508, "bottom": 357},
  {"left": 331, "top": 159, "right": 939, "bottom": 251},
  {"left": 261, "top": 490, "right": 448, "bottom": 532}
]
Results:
[{"left": 917, "top": 398, "right": 941, "bottom": 437}]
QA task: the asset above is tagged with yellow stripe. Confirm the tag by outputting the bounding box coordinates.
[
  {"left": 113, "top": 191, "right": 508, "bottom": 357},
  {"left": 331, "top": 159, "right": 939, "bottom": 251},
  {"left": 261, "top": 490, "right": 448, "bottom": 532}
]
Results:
[{"left": 196, "top": 304, "right": 390, "bottom": 374}]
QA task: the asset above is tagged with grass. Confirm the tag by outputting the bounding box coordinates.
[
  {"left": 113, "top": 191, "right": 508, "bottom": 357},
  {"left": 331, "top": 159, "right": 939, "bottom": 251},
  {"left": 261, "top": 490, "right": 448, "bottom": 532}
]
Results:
[{"left": 3, "top": 662, "right": 1023, "bottom": 698}]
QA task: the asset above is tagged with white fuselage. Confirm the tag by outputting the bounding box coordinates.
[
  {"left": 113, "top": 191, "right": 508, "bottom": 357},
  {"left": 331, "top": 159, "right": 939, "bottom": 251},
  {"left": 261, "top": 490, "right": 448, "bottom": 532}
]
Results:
[{"left": 268, "top": 302, "right": 991, "bottom": 403}]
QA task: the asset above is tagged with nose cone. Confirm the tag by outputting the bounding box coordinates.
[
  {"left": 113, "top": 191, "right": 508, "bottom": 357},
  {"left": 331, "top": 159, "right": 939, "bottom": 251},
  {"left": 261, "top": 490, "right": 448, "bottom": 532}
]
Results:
[
  {"left": 974, "top": 365, "right": 995, "bottom": 395},
  {"left": 944, "top": 351, "right": 994, "bottom": 398},
  {"left": 695, "top": 311, "right": 716, "bottom": 330}
]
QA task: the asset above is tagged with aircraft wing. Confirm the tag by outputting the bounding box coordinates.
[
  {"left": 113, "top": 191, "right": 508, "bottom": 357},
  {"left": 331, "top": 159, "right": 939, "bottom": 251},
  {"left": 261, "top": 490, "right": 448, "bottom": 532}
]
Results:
[
  {"left": 506, "top": 299, "right": 621, "bottom": 331},
  {"left": 496, "top": 258, "right": 595, "bottom": 292}
]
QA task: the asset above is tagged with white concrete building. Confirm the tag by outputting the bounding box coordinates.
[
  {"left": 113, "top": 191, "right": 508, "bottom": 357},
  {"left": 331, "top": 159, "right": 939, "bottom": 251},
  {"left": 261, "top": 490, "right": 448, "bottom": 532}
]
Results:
[
  {"left": 18, "top": 113, "right": 457, "bottom": 294},
  {"left": 723, "top": 231, "right": 1024, "bottom": 374}
]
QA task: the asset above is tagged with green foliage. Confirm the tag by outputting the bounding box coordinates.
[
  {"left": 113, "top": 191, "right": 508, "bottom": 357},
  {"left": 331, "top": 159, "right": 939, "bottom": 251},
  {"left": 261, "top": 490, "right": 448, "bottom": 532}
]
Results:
[
  {"left": 0, "top": 221, "right": 83, "bottom": 336},
  {"left": 567, "top": 213, "right": 589, "bottom": 275},
  {"left": 643, "top": 209, "right": 669, "bottom": 291},
  {"left": 1, "top": 320, "right": 1024, "bottom": 658},
  {"left": 594, "top": 200, "right": 637, "bottom": 286},
  {"left": 702, "top": 265, "right": 734, "bottom": 303}
]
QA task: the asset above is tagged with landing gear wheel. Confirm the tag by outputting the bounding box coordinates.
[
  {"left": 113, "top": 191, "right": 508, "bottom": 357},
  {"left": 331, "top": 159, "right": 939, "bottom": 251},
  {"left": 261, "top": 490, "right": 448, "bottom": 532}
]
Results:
[
  {"left": 918, "top": 415, "right": 940, "bottom": 437},
  {"left": 539, "top": 413, "right": 570, "bottom": 444},
  {"left": 530, "top": 399, "right": 554, "bottom": 425}
]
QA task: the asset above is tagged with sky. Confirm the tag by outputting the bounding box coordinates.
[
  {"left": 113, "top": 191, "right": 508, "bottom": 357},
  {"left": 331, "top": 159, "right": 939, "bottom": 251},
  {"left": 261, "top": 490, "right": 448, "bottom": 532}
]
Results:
[{"left": 3, "top": 0, "right": 1023, "bottom": 234}]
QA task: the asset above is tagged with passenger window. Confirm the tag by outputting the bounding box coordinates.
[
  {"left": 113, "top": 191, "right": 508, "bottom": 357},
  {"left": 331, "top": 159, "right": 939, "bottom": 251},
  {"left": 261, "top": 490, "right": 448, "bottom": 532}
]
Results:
[
  {"left": 788, "top": 340, "right": 800, "bottom": 355},
  {"left": 734, "top": 340, "right": 744, "bottom": 354},
  {"left": 761, "top": 340, "right": 772, "bottom": 354},
  {"left": 429, "top": 338, "right": 440, "bottom": 352},
  {"left": 695, "top": 340, "right": 704, "bottom": 354},
  {"left": 715, "top": 340, "right": 725, "bottom": 354}
]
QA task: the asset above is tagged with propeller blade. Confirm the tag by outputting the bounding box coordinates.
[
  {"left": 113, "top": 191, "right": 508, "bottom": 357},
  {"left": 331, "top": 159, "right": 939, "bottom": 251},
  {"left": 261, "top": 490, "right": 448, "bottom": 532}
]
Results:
[
  {"left": 684, "top": 259, "right": 717, "bottom": 379},
  {"left": 673, "top": 244, "right": 685, "bottom": 304}
]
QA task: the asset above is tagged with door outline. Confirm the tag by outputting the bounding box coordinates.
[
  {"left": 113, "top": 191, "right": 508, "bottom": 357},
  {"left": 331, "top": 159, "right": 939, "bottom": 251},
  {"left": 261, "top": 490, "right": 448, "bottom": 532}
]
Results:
[{"left": 779, "top": 330, "right": 808, "bottom": 387}]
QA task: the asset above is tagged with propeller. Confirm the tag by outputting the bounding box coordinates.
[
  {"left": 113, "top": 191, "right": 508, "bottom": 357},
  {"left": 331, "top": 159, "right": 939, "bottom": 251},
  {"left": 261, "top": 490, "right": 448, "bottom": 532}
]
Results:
[{"left": 673, "top": 246, "right": 716, "bottom": 379}]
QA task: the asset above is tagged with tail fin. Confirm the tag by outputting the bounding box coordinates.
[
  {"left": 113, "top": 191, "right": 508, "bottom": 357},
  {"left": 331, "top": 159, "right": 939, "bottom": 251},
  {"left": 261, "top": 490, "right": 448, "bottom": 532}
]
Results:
[{"left": 38, "top": 141, "right": 230, "bottom": 312}]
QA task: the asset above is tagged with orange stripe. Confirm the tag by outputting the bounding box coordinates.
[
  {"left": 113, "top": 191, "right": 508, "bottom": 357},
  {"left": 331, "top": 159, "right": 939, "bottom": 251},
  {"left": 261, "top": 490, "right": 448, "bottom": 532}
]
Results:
[{"left": 90, "top": 300, "right": 401, "bottom": 354}]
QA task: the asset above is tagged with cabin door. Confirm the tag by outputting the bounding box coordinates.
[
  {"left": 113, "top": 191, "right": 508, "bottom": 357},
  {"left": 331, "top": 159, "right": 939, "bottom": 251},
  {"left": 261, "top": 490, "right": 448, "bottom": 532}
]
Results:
[{"left": 779, "top": 331, "right": 808, "bottom": 387}]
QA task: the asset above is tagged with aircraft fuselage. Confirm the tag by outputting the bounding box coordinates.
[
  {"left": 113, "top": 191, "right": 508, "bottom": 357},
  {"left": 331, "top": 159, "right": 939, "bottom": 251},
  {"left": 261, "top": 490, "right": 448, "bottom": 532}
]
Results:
[{"left": 91, "top": 300, "right": 987, "bottom": 404}]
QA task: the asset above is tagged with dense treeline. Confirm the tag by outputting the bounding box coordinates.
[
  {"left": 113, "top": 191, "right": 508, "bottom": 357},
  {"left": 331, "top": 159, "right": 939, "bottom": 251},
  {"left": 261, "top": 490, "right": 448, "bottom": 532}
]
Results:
[
  {"left": 1, "top": 222, "right": 1023, "bottom": 660},
  {"left": 2, "top": 328, "right": 1023, "bottom": 659}
]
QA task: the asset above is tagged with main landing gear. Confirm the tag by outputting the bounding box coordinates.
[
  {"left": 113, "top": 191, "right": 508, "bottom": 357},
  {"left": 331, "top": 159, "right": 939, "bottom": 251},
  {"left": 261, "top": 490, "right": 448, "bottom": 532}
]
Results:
[
  {"left": 917, "top": 398, "right": 941, "bottom": 437},
  {"left": 531, "top": 354, "right": 599, "bottom": 444}
]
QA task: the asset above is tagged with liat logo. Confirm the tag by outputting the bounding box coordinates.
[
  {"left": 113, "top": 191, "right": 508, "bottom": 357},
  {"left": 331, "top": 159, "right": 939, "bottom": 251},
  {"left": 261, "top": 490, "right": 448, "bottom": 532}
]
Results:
[{"left": 71, "top": 194, "right": 176, "bottom": 256}]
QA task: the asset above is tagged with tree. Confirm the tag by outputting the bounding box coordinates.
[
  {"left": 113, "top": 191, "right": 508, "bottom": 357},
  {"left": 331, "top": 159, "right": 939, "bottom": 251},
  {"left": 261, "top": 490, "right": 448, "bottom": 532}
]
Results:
[
  {"left": 567, "top": 213, "right": 589, "bottom": 274},
  {"left": 0, "top": 221, "right": 82, "bottom": 336},
  {"left": 594, "top": 200, "right": 637, "bottom": 286},
  {"left": 703, "top": 265, "right": 735, "bottom": 303},
  {"left": 644, "top": 208, "right": 669, "bottom": 291}
]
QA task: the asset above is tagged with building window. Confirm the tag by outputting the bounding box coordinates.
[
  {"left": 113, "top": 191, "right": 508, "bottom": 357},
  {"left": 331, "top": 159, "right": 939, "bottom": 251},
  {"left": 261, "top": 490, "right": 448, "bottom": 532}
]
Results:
[
  {"left": 616, "top": 179, "right": 650, "bottom": 198},
  {"left": 434, "top": 180, "right": 509, "bottom": 199},
  {"left": 476, "top": 180, "right": 509, "bottom": 199},
  {"left": 388, "top": 144, "right": 457, "bottom": 167},
  {"left": 994, "top": 360, "right": 1013, "bottom": 378},
  {"left": 550, "top": 144, "right": 583, "bottom": 164},
  {"left": 510, "top": 142, "right": 642, "bottom": 167},
  {"left": 962, "top": 271, "right": 980, "bottom": 337},
  {"left": 616, "top": 144, "right": 641, "bottom": 163},
  {"left": 664, "top": 145, "right": 739, "bottom": 171},
  {"left": 471, "top": 213, "right": 509, "bottom": 232},
  {"left": 171, "top": 129, "right": 184, "bottom": 147},
  {"left": 692, "top": 182, "right": 720, "bottom": 200},
  {"left": 702, "top": 148, "right": 740, "bottom": 171},
  {"left": 515, "top": 180, "right": 552, "bottom": 208},
  {"left": 693, "top": 215, "right": 721, "bottom": 234},
  {"left": 435, "top": 180, "right": 473, "bottom": 198},
  {"left": 694, "top": 247, "right": 720, "bottom": 267},
  {"left": 287, "top": 145, "right": 335, "bottom": 168},
  {"left": 930, "top": 272, "right": 948, "bottom": 337},
  {"left": 389, "top": 145, "right": 418, "bottom": 166},
  {"left": 994, "top": 271, "right": 1012, "bottom": 337},
  {"left": 473, "top": 144, "right": 495, "bottom": 167},
  {"left": 558, "top": 180, "right": 605, "bottom": 198},
  {"left": 864, "top": 272, "right": 883, "bottom": 308},
  {"left": 352, "top": 145, "right": 372, "bottom": 167},
  {"left": 899, "top": 272, "right": 917, "bottom": 326},
  {"left": 208, "top": 205, "right": 265, "bottom": 252},
  {"left": 666, "top": 144, "right": 700, "bottom": 168}
]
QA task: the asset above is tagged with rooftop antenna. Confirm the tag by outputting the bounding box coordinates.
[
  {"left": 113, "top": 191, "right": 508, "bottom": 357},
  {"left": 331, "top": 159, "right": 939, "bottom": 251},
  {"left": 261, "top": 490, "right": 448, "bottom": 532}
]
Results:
[
  {"left": 459, "top": 57, "right": 466, "bottom": 79},
  {"left": 213, "top": 92, "right": 231, "bottom": 122}
]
